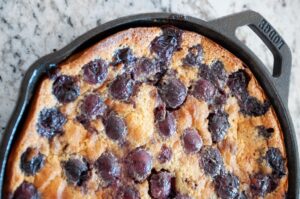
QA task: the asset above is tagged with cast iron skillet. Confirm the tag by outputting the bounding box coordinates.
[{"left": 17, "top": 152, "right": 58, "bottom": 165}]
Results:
[{"left": 0, "top": 10, "right": 298, "bottom": 198}]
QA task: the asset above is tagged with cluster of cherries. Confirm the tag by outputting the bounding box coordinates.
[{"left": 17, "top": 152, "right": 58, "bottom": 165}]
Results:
[{"left": 12, "top": 26, "right": 285, "bottom": 199}]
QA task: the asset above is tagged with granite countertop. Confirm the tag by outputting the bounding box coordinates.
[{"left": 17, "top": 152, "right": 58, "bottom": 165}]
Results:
[{"left": 0, "top": 0, "right": 299, "bottom": 149}]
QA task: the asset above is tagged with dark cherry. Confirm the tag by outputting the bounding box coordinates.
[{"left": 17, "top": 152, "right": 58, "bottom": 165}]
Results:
[
  {"left": 116, "top": 185, "right": 140, "bottom": 199},
  {"left": 182, "top": 128, "right": 203, "bottom": 153},
  {"left": 20, "top": 148, "right": 45, "bottom": 176},
  {"left": 227, "top": 70, "right": 249, "bottom": 97},
  {"left": 199, "top": 64, "right": 211, "bottom": 81},
  {"left": 63, "top": 158, "right": 89, "bottom": 186},
  {"left": 269, "top": 175, "right": 280, "bottom": 192},
  {"left": 80, "top": 94, "right": 107, "bottom": 119},
  {"left": 12, "top": 181, "right": 40, "bottom": 199},
  {"left": 174, "top": 194, "right": 192, "bottom": 199},
  {"left": 192, "top": 79, "right": 216, "bottom": 102},
  {"left": 209, "top": 60, "right": 227, "bottom": 89},
  {"left": 76, "top": 113, "right": 89, "bottom": 125},
  {"left": 149, "top": 171, "right": 172, "bottom": 199},
  {"left": 154, "top": 102, "right": 166, "bottom": 122},
  {"left": 265, "top": 147, "right": 286, "bottom": 177},
  {"left": 52, "top": 75, "right": 80, "bottom": 103},
  {"left": 133, "top": 57, "right": 161, "bottom": 82},
  {"left": 239, "top": 96, "right": 270, "bottom": 116},
  {"left": 158, "top": 111, "right": 176, "bottom": 138},
  {"left": 82, "top": 59, "right": 108, "bottom": 84},
  {"left": 109, "top": 74, "right": 135, "bottom": 101},
  {"left": 37, "top": 108, "right": 66, "bottom": 139},
  {"left": 214, "top": 172, "right": 240, "bottom": 199},
  {"left": 250, "top": 173, "right": 271, "bottom": 197},
  {"left": 157, "top": 145, "right": 172, "bottom": 164},
  {"left": 158, "top": 78, "right": 187, "bottom": 109},
  {"left": 208, "top": 110, "right": 230, "bottom": 143},
  {"left": 212, "top": 90, "right": 228, "bottom": 109},
  {"left": 112, "top": 47, "right": 136, "bottom": 66},
  {"left": 227, "top": 70, "right": 270, "bottom": 116},
  {"left": 198, "top": 61, "right": 227, "bottom": 89},
  {"left": 257, "top": 125, "right": 274, "bottom": 139},
  {"left": 95, "top": 152, "right": 120, "bottom": 187},
  {"left": 126, "top": 148, "right": 152, "bottom": 182},
  {"left": 199, "top": 146, "right": 224, "bottom": 177},
  {"left": 150, "top": 26, "right": 183, "bottom": 63},
  {"left": 103, "top": 112, "right": 127, "bottom": 142},
  {"left": 182, "top": 44, "right": 203, "bottom": 67}
]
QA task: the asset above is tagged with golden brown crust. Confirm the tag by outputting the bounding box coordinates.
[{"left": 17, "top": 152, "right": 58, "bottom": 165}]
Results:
[{"left": 5, "top": 27, "right": 287, "bottom": 199}]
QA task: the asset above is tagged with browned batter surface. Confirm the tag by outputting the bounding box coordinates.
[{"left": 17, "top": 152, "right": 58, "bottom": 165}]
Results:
[{"left": 5, "top": 26, "right": 287, "bottom": 199}]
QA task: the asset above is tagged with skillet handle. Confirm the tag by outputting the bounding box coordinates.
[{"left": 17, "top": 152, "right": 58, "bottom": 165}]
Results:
[{"left": 208, "top": 10, "right": 292, "bottom": 103}]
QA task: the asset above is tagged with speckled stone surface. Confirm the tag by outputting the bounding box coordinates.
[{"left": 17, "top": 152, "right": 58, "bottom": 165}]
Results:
[{"left": 0, "top": 0, "right": 299, "bottom": 156}]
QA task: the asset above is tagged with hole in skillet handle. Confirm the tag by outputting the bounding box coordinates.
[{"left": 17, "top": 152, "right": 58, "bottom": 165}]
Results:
[
  {"left": 208, "top": 10, "right": 292, "bottom": 104},
  {"left": 235, "top": 26, "right": 274, "bottom": 74}
]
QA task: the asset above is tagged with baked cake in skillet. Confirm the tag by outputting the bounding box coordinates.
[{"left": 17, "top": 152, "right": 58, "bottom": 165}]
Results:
[{"left": 5, "top": 26, "right": 288, "bottom": 199}]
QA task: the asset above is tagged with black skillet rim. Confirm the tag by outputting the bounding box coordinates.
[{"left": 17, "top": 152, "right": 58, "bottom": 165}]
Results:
[{"left": 0, "top": 10, "right": 298, "bottom": 198}]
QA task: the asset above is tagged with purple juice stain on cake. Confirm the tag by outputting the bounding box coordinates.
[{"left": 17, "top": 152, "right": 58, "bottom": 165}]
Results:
[
  {"left": 257, "top": 125, "right": 274, "bottom": 139},
  {"left": 80, "top": 93, "right": 107, "bottom": 119},
  {"left": 158, "top": 111, "right": 176, "bottom": 138},
  {"left": 133, "top": 57, "right": 162, "bottom": 83},
  {"left": 63, "top": 158, "right": 89, "bottom": 186},
  {"left": 149, "top": 171, "right": 172, "bottom": 199},
  {"left": 20, "top": 148, "right": 45, "bottom": 176},
  {"left": 214, "top": 172, "right": 240, "bottom": 199},
  {"left": 199, "top": 64, "right": 211, "bottom": 82},
  {"left": 211, "top": 89, "right": 228, "bottom": 109},
  {"left": 116, "top": 185, "right": 140, "bottom": 199},
  {"left": 12, "top": 181, "right": 40, "bottom": 199},
  {"left": 250, "top": 173, "right": 270, "bottom": 197},
  {"left": 227, "top": 69, "right": 250, "bottom": 97},
  {"left": 52, "top": 75, "right": 80, "bottom": 103},
  {"left": 250, "top": 173, "right": 279, "bottom": 197},
  {"left": 82, "top": 59, "right": 108, "bottom": 85},
  {"left": 126, "top": 148, "right": 152, "bottom": 182},
  {"left": 199, "top": 146, "right": 224, "bottom": 177},
  {"left": 182, "top": 128, "right": 203, "bottom": 153},
  {"left": 182, "top": 44, "right": 203, "bottom": 67},
  {"left": 227, "top": 69, "right": 270, "bottom": 116},
  {"left": 151, "top": 26, "right": 183, "bottom": 64},
  {"left": 94, "top": 152, "right": 120, "bottom": 187},
  {"left": 103, "top": 112, "right": 127, "bottom": 142},
  {"left": 199, "top": 61, "right": 227, "bottom": 90},
  {"left": 192, "top": 79, "right": 216, "bottom": 102},
  {"left": 265, "top": 147, "right": 286, "bottom": 177},
  {"left": 112, "top": 47, "right": 136, "bottom": 67},
  {"left": 158, "top": 77, "right": 187, "bottom": 109},
  {"left": 208, "top": 110, "right": 230, "bottom": 143},
  {"left": 109, "top": 73, "right": 135, "bottom": 101},
  {"left": 157, "top": 145, "right": 172, "bottom": 164},
  {"left": 37, "top": 108, "right": 67, "bottom": 139},
  {"left": 209, "top": 60, "right": 228, "bottom": 89},
  {"left": 239, "top": 96, "right": 270, "bottom": 116}
]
